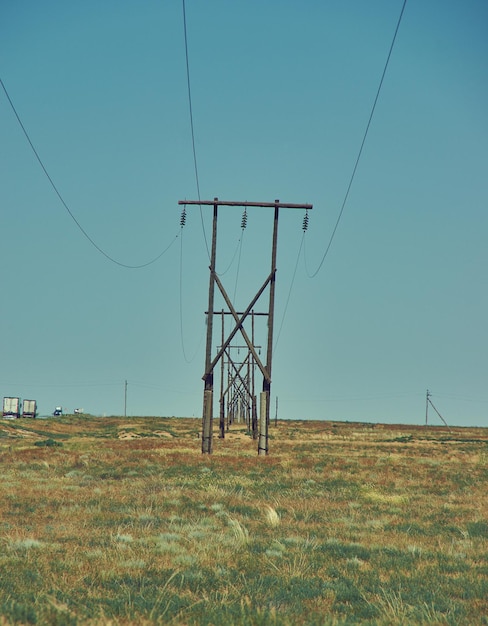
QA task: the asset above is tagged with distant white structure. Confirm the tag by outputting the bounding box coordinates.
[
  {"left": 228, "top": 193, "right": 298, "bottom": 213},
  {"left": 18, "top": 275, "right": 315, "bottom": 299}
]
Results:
[
  {"left": 3, "top": 397, "right": 21, "bottom": 419},
  {"left": 22, "top": 399, "right": 37, "bottom": 418}
]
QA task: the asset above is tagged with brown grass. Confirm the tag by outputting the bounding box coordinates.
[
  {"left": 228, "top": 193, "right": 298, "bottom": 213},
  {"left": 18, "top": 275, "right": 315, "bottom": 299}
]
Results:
[{"left": 0, "top": 415, "right": 487, "bottom": 625}]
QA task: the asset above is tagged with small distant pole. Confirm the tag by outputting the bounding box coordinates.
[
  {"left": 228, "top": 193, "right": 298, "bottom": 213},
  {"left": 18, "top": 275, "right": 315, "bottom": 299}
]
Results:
[
  {"left": 275, "top": 396, "right": 278, "bottom": 427},
  {"left": 425, "top": 389, "right": 430, "bottom": 426},
  {"left": 124, "top": 380, "right": 128, "bottom": 417},
  {"left": 425, "top": 390, "right": 451, "bottom": 432}
]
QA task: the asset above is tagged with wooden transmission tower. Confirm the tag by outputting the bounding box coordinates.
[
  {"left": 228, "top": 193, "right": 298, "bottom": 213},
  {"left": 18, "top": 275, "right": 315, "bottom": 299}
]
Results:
[
  {"left": 178, "top": 198, "right": 312, "bottom": 455},
  {"left": 218, "top": 341, "right": 261, "bottom": 438}
]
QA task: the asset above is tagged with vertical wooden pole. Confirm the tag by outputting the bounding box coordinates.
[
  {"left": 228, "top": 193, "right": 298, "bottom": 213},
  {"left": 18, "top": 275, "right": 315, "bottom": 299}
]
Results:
[
  {"left": 252, "top": 396, "right": 258, "bottom": 439},
  {"left": 246, "top": 352, "right": 251, "bottom": 432},
  {"left": 202, "top": 390, "right": 213, "bottom": 453},
  {"left": 251, "top": 311, "right": 258, "bottom": 438},
  {"left": 259, "top": 202, "right": 279, "bottom": 454},
  {"left": 219, "top": 310, "right": 225, "bottom": 438},
  {"left": 258, "top": 391, "right": 268, "bottom": 455},
  {"left": 202, "top": 199, "right": 218, "bottom": 453},
  {"left": 226, "top": 351, "right": 230, "bottom": 432}
]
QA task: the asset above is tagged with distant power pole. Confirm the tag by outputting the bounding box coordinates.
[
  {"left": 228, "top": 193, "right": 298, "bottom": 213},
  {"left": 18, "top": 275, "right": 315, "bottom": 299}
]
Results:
[
  {"left": 425, "top": 389, "right": 451, "bottom": 431},
  {"left": 179, "top": 198, "right": 312, "bottom": 455},
  {"left": 124, "top": 380, "right": 128, "bottom": 417}
]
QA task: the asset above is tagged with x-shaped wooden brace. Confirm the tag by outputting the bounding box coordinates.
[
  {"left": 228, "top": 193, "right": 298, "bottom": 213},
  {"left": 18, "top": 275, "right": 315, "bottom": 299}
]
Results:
[{"left": 202, "top": 268, "right": 274, "bottom": 385}]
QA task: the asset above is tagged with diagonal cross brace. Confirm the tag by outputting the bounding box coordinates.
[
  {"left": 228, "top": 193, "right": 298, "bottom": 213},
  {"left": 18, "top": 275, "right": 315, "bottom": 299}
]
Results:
[
  {"left": 203, "top": 269, "right": 273, "bottom": 384},
  {"left": 222, "top": 352, "right": 252, "bottom": 398}
]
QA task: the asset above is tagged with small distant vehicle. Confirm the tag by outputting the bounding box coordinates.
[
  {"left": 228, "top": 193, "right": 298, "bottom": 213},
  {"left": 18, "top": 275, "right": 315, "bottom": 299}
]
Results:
[
  {"left": 22, "top": 399, "right": 37, "bottom": 419},
  {"left": 53, "top": 406, "right": 63, "bottom": 416},
  {"left": 3, "top": 397, "right": 21, "bottom": 419},
  {"left": 73, "top": 408, "right": 84, "bottom": 414}
]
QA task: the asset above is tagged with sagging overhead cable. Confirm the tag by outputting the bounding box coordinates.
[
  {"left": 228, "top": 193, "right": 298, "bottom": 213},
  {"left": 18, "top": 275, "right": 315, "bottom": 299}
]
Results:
[
  {"left": 305, "top": 0, "right": 408, "bottom": 278},
  {"left": 182, "top": 0, "right": 210, "bottom": 261},
  {"left": 0, "top": 77, "right": 179, "bottom": 269}
]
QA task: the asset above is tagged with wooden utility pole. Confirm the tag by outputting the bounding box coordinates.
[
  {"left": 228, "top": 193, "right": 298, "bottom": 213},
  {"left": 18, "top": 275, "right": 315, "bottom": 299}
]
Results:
[
  {"left": 178, "top": 198, "right": 312, "bottom": 455},
  {"left": 258, "top": 204, "right": 279, "bottom": 455},
  {"left": 201, "top": 201, "right": 218, "bottom": 453},
  {"left": 425, "top": 389, "right": 451, "bottom": 431}
]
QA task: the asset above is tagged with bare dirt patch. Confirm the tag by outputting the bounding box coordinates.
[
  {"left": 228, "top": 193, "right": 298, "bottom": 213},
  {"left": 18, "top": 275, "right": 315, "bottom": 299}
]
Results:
[
  {"left": 153, "top": 430, "right": 174, "bottom": 438},
  {"left": 118, "top": 430, "right": 142, "bottom": 440}
]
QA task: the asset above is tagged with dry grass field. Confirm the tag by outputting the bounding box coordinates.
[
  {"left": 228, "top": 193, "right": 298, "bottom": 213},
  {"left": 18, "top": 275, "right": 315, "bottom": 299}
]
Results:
[{"left": 0, "top": 415, "right": 487, "bottom": 625}]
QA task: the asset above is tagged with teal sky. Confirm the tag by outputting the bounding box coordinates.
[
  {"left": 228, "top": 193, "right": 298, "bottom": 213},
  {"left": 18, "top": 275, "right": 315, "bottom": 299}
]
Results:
[{"left": 1, "top": 1, "right": 487, "bottom": 426}]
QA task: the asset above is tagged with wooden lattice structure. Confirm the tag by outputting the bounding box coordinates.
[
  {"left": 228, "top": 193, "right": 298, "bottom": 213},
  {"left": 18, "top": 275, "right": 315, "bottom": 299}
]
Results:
[{"left": 178, "top": 198, "right": 312, "bottom": 454}]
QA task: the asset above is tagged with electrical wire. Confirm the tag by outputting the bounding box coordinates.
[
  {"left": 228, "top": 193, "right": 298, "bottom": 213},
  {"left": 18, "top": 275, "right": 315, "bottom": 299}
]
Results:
[
  {"left": 305, "top": 0, "right": 408, "bottom": 278},
  {"left": 179, "top": 227, "right": 205, "bottom": 363},
  {"left": 282, "top": 391, "right": 425, "bottom": 403},
  {"left": 274, "top": 231, "right": 305, "bottom": 352},
  {"left": 181, "top": 0, "right": 210, "bottom": 261},
  {"left": 128, "top": 381, "right": 189, "bottom": 393},
  {"left": 427, "top": 391, "right": 488, "bottom": 404},
  {"left": 232, "top": 233, "right": 244, "bottom": 303},
  {"left": 0, "top": 77, "right": 179, "bottom": 269},
  {"left": 215, "top": 235, "right": 243, "bottom": 277},
  {"left": 0, "top": 380, "right": 123, "bottom": 388}
]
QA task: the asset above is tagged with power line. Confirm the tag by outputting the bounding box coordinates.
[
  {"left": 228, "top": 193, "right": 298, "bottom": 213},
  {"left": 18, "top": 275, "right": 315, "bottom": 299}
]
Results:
[
  {"left": 232, "top": 233, "right": 244, "bottom": 303},
  {"left": 231, "top": 207, "right": 249, "bottom": 301},
  {"left": 305, "top": 0, "right": 408, "bottom": 278},
  {"left": 216, "top": 235, "right": 243, "bottom": 277},
  {"left": 0, "top": 77, "right": 179, "bottom": 269},
  {"left": 181, "top": 0, "right": 210, "bottom": 260},
  {"left": 179, "top": 228, "right": 205, "bottom": 363},
  {"left": 0, "top": 380, "right": 123, "bottom": 388},
  {"left": 426, "top": 391, "right": 488, "bottom": 405},
  {"left": 274, "top": 231, "right": 305, "bottom": 352}
]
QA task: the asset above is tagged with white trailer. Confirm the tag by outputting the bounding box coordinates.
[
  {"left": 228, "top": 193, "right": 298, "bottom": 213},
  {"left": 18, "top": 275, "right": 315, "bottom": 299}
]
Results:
[
  {"left": 22, "top": 399, "right": 37, "bottom": 419},
  {"left": 3, "top": 397, "right": 21, "bottom": 419}
]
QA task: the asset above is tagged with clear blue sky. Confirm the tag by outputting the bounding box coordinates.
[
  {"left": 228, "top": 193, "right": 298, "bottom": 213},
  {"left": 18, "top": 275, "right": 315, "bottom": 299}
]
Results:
[{"left": 1, "top": 1, "right": 487, "bottom": 426}]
